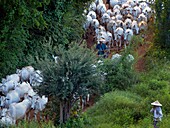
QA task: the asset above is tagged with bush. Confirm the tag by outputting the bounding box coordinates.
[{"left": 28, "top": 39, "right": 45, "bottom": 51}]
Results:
[
  {"left": 60, "top": 114, "right": 90, "bottom": 128},
  {"left": 10, "top": 120, "right": 55, "bottom": 128},
  {"left": 85, "top": 91, "right": 144, "bottom": 127},
  {"left": 99, "top": 54, "right": 138, "bottom": 93}
]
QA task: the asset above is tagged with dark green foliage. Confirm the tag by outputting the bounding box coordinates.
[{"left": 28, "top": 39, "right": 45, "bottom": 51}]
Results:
[
  {"left": 99, "top": 54, "right": 138, "bottom": 93},
  {"left": 34, "top": 42, "right": 100, "bottom": 100},
  {"left": 0, "top": 0, "right": 50, "bottom": 78},
  {"left": 10, "top": 120, "right": 55, "bottom": 128},
  {"left": 154, "top": 0, "right": 170, "bottom": 48},
  {"left": 0, "top": 0, "right": 92, "bottom": 79},
  {"left": 61, "top": 114, "right": 90, "bottom": 128},
  {"left": 85, "top": 91, "right": 144, "bottom": 127}
]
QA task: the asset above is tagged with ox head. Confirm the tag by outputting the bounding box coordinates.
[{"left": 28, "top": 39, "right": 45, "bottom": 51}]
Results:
[
  {"left": 89, "top": 2, "right": 96, "bottom": 12},
  {"left": 1, "top": 82, "right": 9, "bottom": 95},
  {"left": 0, "top": 83, "right": 3, "bottom": 92},
  {"left": 1, "top": 78, "right": 7, "bottom": 84},
  {"left": 0, "top": 96, "right": 6, "bottom": 108},
  {"left": 124, "top": 29, "right": 133, "bottom": 41},
  {"left": 0, "top": 108, "right": 8, "bottom": 118},
  {"left": 0, "top": 109, "right": 14, "bottom": 125},
  {"left": 31, "top": 95, "right": 48, "bottom": 112},
  {"left": 135, "top": 27, "right": 139, "bottom": 35}
]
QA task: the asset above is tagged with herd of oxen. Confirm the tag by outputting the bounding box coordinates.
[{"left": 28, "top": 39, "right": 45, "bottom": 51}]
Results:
[
  {"left": 83, "top": 0, "right": 153, "bottom": 50},
  {"left": 0, "top": 66, "right": 48, "bottom": 125}
]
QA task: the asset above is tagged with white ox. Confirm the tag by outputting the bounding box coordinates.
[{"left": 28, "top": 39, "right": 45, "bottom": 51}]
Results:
[
  {"left": 7, "top": 96, "right": 32, "bottom": 124},
  {"left": 29, "top": 70, "right": 43, "bottom": 87},
  {"left": 101, "top": 13, "right": 110, "bottom": 26},
  {"left": 91, "top": 19, "right": 100, "bottom": 30},
  {"left": 132, "top": 6, "right": 142, "bottom": 19},
  {"left": 88, "top": 2, "right": 97, "bottom": 12},
  {"left": 83, "top": 15, "right": 92, "bottom": 30},
  {"left": 138, "top": 13, "right": 148, "bottom": 22},
  {"left": 114, "top": 27, "right": 124, "bottom": 48},
  {"left": 116, "top": 20, "right": 124, "bottom": 28},
  {"left": 139, "top": 2, "right": 148, "bottom": 10},
  {"left": 31, "top": 95, "right": 48, "bottom": 120},
  {"left": 115, "top": 14, "right": 123, "bottom": 21},
  {"left": 14, "top": 82, "right": 32, "bottom": 98},
  {"left": 95, "top": 25, "right": 106, "bottom": 43},
  {"left": 131, "top": 20, "right": 139, "bottom": 34},
  {"left": 4, "top": 90, "right": 21, "bottom": 108},
  {"left": 142, "top": 6, "right": 152, "bottom": 20},
  {"left": 111, "top": 54, "right": 134, "bottom": 62},
  {"left": 106, "top": 31, "right": 114, "bottom": 48},
  {"left": 110, "top": 0, "right": 119, "bottom": 8},
  {"left": 95, "top": 0, "right": 104, "bottom": 5},
  {"left": 107, "top": 20, "right": 117, "bottom": 33},
  {"left": 111, "top": 53, "right": 122, "bottom": 61},
  {"left": 138, "top": 21, "right": 148, "bottom": 32},
  {"left": 5, "top": 74, "right": 20, "bottom": 83},
  {"left": 20, "top": 66, "right": 34, "bottom": 82},
  {"left": 113, "top": 8, "right": 121, "bottom": 16},
  {"left": 113, "top": 5, "right": 121, "bottom": 10},
  {"left": 106, "top": 9, "right": 114, "bottom": 17},
  {"left": 0, "top": 96, "right": 6, "bottom": 108},
  {"left": 2, "top": 80, "right": 18, "bottom": 95},
  {"left": 124, "top": 29, "right": 134, "bottom": 48},
  {"left": 124, "top": 18, "right": 132, "bottom": 30},
  {"left": 96, "top": 3, "right": 106, "bottom": 16},
  {"left": 126, "top": 0, "right": 135, "bottom": 7},
  {"left": 0, "top": 108, "right": 13, "bottom": 125},
  {"left": 126, "top": 54, "right": 135, "bottom": 62},
  {"left": 87, "top": 10, "right": 97, "bottom": 19}
]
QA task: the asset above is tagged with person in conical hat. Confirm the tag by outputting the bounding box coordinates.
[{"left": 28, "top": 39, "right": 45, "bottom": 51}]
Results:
[
  {"left": 96, "top": 38, "right": 107, "bottom": 57},
  {"left": 150, "top": 100, "right": 163, "bottom": 128}
]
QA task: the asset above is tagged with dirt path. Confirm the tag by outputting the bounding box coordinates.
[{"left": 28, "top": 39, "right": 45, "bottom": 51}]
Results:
[{"left": 135, "top": 43, "right": 151, "bottom": 72}]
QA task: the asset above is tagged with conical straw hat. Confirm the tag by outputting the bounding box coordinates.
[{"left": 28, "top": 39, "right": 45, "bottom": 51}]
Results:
[{"left": 151, "top": 100, "right": 162, "bottom": 106}]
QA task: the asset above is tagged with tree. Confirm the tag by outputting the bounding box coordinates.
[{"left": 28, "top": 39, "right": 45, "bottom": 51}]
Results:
[
  {"left": 31, "top": 40, "right": 100, "bottom": 123},
  {"left": 0, "top": 0, "right": 50, "bottom": 78},
  {"left": 0, "top": 0, "right": 92, "bottom": 79},
  {"left": 154, "top": 0, "right": 170, "bottom": 48}
]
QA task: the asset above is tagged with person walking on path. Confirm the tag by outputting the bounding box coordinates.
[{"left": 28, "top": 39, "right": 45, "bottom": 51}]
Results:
[
  {"left": 150, "top": 100, "right": 163, "bottom": 128},
  {"left": 96, "top": 39, "right": 107, "bottom": 58}
]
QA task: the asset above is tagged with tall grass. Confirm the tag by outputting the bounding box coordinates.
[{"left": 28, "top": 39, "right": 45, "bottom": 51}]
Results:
[
  {"left": 85, "top": 91, "right": 145, "bottom": 127},
  {"left": 6, "top": 120, "right": 55, "bottom": 128}
]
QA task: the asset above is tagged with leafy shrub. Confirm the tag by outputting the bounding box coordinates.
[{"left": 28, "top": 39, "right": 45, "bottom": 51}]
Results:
[
  {"left": 85, "top": 91, "right": 144, "bottom": 127},
  {"left": 60, "top": 114, "right": 90, "bottom": 128},
  {"left": 10, "top": 120, "right": 55, "bottom": 128},
  {"left": 99, "top": 54, "right": 138, "bottom": 93},
  {"left": 128, "top": 117, "right": 153, "bottom": 128}
]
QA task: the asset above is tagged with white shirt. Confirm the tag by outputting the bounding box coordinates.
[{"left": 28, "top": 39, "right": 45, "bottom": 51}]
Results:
[{"left": 150, "top": 106, "right": 163, "bottom": 121}]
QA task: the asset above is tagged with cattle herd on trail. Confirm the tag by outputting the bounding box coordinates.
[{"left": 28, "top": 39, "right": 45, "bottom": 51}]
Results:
[
  {"left": 83, "top": 0, "right": 153, "bottom": 55},
  {"left": 0, "top": 66, "right": 48, "bottom": 126}
]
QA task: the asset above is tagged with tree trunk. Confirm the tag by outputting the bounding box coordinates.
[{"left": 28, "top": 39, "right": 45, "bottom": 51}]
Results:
[
  {"left": 66, "top": 100, "right": 71, "bottom": 119},
  {"left": 80, "top": 95, "right": 83, "bottom": 110},
  {"left": 64, "top": 100, "right": 67, "bottom": 123},
  {"left": 60, "top": 102, "right": 64, "bottom": 124}
]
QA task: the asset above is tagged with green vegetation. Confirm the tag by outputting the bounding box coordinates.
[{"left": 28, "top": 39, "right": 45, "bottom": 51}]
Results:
[
  {"left": 0, "top": 0, "right": 92, "bottom": 79},
  {"left": 0, "top": 0, "right": 170, "bottom": 127},
  {"left": 0, "top": 120, "right": 55, "bottom": 128},
  {"left": 83, "top": 45, "right": 170, "bottom": 128},
  {"left": 154, "top": 0, "right": 170, "bottom": 48},
  {"left": 30, "top": 42, "right": 101, "bottom": 123}
]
